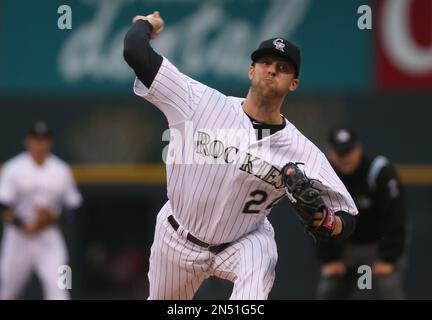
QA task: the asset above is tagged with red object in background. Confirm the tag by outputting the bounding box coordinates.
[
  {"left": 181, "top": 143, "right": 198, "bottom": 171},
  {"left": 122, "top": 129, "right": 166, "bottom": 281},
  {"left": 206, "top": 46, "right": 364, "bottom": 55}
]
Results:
[{"left": 376, "top": 0, "right": 432, "bottom": 90}]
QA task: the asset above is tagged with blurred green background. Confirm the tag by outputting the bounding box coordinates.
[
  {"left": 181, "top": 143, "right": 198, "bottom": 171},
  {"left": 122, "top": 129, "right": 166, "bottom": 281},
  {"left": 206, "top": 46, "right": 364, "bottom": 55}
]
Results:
[{"left": 0, "top": 0, "right": 431, "bottom": 299}]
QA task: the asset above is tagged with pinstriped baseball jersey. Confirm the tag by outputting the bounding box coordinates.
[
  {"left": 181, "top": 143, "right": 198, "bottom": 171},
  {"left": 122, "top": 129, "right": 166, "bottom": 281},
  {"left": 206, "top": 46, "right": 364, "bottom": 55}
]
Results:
[{"left": 134, "top": 57, "right": 357, "bottom": 245}]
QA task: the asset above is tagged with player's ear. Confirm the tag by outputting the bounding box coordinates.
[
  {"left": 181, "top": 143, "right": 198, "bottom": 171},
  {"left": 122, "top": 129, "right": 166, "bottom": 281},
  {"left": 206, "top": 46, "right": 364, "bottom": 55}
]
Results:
[
  {"left": 289, "top": 79, "right": 300, "bottom": 92},
  {"left": 248, "top": 64, "right": 254, "bottom": 80}
]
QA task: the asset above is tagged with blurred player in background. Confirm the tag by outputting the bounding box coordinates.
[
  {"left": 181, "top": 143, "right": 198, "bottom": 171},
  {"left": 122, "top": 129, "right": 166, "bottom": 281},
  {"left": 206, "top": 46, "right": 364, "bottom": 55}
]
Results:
[
  {"left": 316, "top": 126, "right": 408, "bottom": 300},
  {"left": 0, "top": 121, "right": 82, "bottom": 300}
]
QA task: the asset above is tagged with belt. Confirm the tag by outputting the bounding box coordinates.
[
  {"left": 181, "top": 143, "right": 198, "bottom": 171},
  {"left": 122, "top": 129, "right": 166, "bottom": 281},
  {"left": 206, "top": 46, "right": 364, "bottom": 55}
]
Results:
[{"left": 167, "top": 215, "right": 230, "bottom": 254}]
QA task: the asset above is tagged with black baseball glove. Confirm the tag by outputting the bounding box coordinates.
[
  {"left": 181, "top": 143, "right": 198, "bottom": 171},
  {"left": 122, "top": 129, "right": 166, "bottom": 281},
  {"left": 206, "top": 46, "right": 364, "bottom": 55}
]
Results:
[{"left": 281, "top": 162, "right": 336, "bottom": 242}]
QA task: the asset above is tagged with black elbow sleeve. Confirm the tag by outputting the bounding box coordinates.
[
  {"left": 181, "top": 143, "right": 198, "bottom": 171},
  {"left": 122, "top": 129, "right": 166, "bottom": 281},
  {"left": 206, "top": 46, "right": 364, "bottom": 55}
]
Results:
[{"left": 123, "top": 20, "right": 163, "bottom": 88}]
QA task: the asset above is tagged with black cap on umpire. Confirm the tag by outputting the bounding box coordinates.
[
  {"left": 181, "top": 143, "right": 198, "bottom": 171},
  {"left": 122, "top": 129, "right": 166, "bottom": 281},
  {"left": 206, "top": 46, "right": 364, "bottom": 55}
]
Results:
[
  {"left": 328, "top": 126, "right": 359, "bottom": 156},
  {"left": 251, "top": 37, "right": 301, "bottom": 78},
  {"left": 27, "top": 121, "right": 53, "bottom": 138}
]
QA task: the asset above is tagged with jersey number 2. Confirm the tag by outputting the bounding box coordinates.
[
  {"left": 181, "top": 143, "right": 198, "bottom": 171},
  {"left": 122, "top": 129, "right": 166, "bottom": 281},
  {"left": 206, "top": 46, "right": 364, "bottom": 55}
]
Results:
[{"left": 242, "top": 190, "right": 284, "bottom": 214}]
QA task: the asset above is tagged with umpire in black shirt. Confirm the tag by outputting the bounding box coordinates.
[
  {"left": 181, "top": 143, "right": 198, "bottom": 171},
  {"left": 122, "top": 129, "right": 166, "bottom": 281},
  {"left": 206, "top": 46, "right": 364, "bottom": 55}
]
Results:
[{"left": 316, "top": 126, "right": 408, "bottom": 299}]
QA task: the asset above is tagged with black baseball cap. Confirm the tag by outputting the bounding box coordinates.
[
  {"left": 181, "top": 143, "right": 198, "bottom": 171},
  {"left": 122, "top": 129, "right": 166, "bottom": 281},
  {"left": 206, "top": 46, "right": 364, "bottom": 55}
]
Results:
[
  {"left": 328, "top": 127, "right": 359, "bottom": 155},
  {"left": 251, "top": 37, "right": 301, "bottom": 78},
  {"left": 27, "top": 121, "right": 52, "bottom": 138}
]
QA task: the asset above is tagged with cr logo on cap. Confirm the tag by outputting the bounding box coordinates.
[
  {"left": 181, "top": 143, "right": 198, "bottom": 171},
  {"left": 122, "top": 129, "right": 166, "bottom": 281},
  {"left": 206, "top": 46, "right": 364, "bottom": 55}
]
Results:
[{"left": 273, "top": 38, "right": 285, "bottom": 52}]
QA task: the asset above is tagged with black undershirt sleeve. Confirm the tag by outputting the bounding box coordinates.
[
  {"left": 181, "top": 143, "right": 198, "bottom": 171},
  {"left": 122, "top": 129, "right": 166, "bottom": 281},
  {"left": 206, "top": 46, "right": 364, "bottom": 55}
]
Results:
[
  {"left": 335, "top": 210, "right": 356, "bottom": 240},
  {"left": 315, "top": 211, "right": 355, "bottom": 263},
  {"left": 123, "top": 20, "right": 163, "bottom": 88}
]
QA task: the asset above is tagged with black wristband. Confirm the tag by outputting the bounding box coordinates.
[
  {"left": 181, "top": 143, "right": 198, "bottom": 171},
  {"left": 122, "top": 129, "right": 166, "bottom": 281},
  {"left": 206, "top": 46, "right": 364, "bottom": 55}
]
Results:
[{"left": 334, "top": 211, "right": 356, "bottom": 240}]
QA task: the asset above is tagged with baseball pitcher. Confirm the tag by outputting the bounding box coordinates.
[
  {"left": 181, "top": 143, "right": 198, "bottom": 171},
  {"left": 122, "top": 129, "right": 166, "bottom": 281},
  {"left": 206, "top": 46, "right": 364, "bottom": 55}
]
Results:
[{"left": 123, "top": 11, "right": 358, "bottom": 300}]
